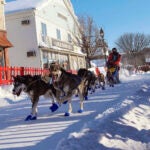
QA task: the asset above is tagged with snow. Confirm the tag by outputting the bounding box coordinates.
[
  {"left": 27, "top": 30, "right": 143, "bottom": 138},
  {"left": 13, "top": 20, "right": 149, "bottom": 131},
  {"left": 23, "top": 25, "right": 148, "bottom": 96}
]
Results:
[
  {"left": 91, "top": 59, "right": 106, "bottom": 67},
  {"left": 5, "top": 0, "right": 49, "bottom": 14},
  {"left": 0, "top": 70, "right": 150, "bottom": 150}
]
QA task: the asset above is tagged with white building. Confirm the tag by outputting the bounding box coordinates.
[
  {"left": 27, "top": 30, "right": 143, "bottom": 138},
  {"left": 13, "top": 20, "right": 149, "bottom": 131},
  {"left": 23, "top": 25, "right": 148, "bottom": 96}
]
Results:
[
  {"left": 5, "top": 0, "right": 86, "bottom": 70},
  {"left": 0, "top": 0, "right": 12, "bottom": 67}
]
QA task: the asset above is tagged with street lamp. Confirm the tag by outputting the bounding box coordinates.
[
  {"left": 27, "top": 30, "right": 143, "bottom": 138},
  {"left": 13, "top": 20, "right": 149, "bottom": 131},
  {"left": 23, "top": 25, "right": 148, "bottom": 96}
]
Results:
[
  {"left": 100, "top": 28, "right": 104, "bottom": 39},
  {"left": 99, "top": 28, "right": 107, "bottom": 64}
]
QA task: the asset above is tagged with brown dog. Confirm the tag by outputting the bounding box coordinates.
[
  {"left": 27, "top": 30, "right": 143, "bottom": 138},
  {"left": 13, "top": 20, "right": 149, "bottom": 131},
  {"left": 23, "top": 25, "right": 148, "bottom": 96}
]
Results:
[
  {"left": 53, "top": 68, "right": 87, "bottom": 116},
  {"left": 12, "top": 75, "right": 57, "bottom": 120},
  {"left": 97, "top": 73, "right": 105, "bottom": 90}
]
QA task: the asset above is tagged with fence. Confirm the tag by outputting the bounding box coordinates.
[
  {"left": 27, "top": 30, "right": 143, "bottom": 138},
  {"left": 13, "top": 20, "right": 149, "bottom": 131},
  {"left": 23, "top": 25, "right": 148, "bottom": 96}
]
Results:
[
  {"left": 0, "top": 66, "right": 48, "bottom": 85},
  {"left": 0, "top": 66, "right": 77, "bottom": 85}
]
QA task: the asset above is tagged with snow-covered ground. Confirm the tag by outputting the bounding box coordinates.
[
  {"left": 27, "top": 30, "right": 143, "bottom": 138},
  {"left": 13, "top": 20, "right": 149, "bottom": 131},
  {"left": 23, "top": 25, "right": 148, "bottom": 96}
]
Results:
[{"left": 0, "top": 70, "right": 150, "bottom": 150}]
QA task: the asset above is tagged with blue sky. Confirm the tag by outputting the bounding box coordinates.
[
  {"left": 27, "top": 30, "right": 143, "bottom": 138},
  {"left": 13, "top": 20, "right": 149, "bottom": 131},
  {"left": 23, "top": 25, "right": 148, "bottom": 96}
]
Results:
[
  {"left": 6, "top": 0, "right": 150, "bottom": 49},
  {"left": 71, "top": 0, "right": 150, "bottom": 49}
]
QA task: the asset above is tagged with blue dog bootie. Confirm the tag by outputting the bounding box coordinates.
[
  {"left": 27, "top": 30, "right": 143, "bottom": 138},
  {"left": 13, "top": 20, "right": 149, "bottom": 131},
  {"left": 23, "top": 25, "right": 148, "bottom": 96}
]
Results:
[
  {"left": 25, "top": 114, "right": 32, "bottom": 121},
  {"left": 64, "top": 112, "right": 70, "bottom": 116},
  {"left": 78, "top": 109, "right": 83, "bottom": 113},
  {"left": 30, "top": 116, "right": 37, "bottom": 120},
  {"left": 25, "top": 114, "right": 37, "bottom": 121},
  {"left": 63, "top": 100, "right": 68, "bottom": 104},
  {"left": 50, "top": 103, "right": 59, "bottom": 112},
  {"left": 84, "top": 96, "right": 88, "bottom": 100}
]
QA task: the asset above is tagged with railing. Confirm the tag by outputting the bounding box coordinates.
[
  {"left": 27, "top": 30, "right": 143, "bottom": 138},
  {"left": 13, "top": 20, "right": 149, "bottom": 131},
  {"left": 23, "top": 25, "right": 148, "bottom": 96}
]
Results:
[
  {"left": 0, "top": 66, "right": 77, "bottom": 85},
  {"left": 0, "top": 66, "right": 48, "bottom": 85}
]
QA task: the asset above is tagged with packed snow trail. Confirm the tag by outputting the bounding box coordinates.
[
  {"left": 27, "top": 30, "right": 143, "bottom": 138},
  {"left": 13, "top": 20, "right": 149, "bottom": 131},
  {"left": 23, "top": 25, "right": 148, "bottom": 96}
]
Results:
[{"left": 0, "top": 73, "right": 149, "bottom": 150}]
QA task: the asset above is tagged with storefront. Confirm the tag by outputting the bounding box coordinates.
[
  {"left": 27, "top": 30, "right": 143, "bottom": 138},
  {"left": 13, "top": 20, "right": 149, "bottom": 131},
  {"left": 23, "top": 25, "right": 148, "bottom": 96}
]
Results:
[
  {"left": 40, "top": 38, "right": 86, "bottom": 70},
  {"left": 41, "top": 48, "right": 86, "bottom": 70}
]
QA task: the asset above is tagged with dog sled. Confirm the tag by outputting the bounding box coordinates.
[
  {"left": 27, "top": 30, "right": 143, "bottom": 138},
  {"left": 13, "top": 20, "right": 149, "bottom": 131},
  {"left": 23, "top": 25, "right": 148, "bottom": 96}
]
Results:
[{"left": 106, "top": 65, "right": 120, "bottom": 86}]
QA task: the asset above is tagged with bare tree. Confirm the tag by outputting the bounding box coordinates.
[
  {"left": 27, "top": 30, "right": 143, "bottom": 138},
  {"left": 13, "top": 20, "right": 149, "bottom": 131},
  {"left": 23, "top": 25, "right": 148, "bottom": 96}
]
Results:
[
  {"left": 78, "top": 15, "right": 100, "bottom": 68},
  {"left": 116, "top": 33, "right": 150, "bottom": 67},
  {"left": 116, "top": 33, "right": 150, "bottom": 53}
]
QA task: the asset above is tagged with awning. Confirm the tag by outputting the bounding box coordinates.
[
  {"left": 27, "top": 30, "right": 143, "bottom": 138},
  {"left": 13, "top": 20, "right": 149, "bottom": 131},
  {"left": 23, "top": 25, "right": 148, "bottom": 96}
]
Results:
[{"left": 0, "top": 36, "right": 13, "bottom": 48}]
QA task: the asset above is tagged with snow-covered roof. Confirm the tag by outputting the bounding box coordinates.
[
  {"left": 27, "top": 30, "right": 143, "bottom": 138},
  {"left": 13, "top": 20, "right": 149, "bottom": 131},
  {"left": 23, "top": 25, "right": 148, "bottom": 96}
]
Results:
[{"left": 5, "top": 0, "right": 49, "bottom": 14}]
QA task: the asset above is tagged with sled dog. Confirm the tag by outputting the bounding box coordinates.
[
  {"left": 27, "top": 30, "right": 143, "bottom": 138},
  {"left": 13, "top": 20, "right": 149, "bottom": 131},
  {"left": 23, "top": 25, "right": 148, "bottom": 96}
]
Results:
[
  {"left": 12, "top": 75, "right": 57, "bottom": 120},
  {"left": 77, "top": 68, "right": 97, "bottom": 99},
  {"left": 96, "top": 73, "right": 105, "bottom": 90},
  {"left": 53, "top": 68, "right": 87, "bottom": 116}
]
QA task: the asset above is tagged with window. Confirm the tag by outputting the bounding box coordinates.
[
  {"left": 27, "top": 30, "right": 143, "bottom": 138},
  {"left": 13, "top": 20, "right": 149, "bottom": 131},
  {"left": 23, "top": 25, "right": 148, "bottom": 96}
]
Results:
[
  {"left": 41, "top": 22, "right": 47, "bottom": 42},
  {"left": 21, "top": 20, "right": 30, "bottom": 25},
  {"left": 68, "top": 33, "right": 72, "bottom": 43},
  {"left": 56, "top": 29, "right": 61, "bottom": 40},
  {"left": 27, "top": 51, "right": 36, "bottom": 57}
]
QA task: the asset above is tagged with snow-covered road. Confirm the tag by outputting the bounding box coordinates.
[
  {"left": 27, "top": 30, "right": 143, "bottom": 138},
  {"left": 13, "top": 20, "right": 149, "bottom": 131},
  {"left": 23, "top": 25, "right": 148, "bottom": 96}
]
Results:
[{"left": 0, "top": 73, "right": 150, "bottom": 150}]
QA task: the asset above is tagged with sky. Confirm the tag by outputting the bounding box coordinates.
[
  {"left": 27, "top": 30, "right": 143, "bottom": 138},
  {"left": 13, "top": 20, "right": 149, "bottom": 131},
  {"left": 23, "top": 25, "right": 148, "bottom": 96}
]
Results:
[
  {"left": 0, "top": 68, "right": 150, "bottom": 150},
  {"left": 71, "top": 0, "right": 150, "bottom": 49},
  {"left": 5, "top": 0, "right": 150, "bottom": 49}
]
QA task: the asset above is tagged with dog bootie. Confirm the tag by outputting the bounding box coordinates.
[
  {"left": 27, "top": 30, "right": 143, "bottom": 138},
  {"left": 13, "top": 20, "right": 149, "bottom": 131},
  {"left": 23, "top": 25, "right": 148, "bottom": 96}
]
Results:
[
  {"left": 84, "top": 96, "right": 88, "bottom": 100},
  {"left": 25, "top": 114, "right": 37, "bottom": 121},
  {"left": 63, "top": 101, "right": 68, "bottom": 104},
  {"left": 25, "top": 115, "right": 32, "bottom": 121},
  {"left": 64, "top": 112, "right": 70, "bottom": 116},
  {"left": 102, "top": 87, "right": 105, "bottom": 90},
  {"left": 92, "top": 89, "right": 95, "bottom": 93},
  {"left": 78, "top": 109, "right": 83, "bottom": 113},
  {"left": 75, "top": 94, "right": 78, "bottom": 97},
  {"left": 50, "top": 103, "right": 59, "bottom": 112},
  {"left": 88, "top": 87, "right": 91, "bottom": 91},
  {"left": 30, "top": 116, "right": 37, "bottom": 120}
]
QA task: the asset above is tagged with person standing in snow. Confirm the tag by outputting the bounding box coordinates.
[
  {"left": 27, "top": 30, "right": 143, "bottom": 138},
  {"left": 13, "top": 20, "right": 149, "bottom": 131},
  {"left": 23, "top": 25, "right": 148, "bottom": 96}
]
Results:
[{"left": 107, "top": 47, "right": 121, "bottom": 83}]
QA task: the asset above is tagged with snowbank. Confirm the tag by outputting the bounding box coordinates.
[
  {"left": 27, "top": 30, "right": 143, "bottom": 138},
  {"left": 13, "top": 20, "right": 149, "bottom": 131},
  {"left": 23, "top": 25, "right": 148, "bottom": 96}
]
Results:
[
  {"left": 0, "top": 85, "right": 26, "bottom": 107},
  {"left": 56, "top": 81, "right": 150, "bottom": 150}
]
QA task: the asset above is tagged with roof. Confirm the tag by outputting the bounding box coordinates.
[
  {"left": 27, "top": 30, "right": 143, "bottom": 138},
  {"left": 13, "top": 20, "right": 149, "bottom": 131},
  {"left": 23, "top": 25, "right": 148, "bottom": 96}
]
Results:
[
  {"left": 5, "top": 0, "right": 49, "bottom": 14},
  {"left": 0, "top": 36, "right": 13, "bottom": 48}
]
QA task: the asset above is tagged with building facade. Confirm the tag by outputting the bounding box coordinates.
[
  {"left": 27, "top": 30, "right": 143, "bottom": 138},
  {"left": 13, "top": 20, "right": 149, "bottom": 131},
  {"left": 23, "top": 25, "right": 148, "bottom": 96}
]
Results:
[
  {"left": 5, "top": 0, "right": 86, "bottom": 70},
  {"left": 0, "top": 0, "right": 12, "bottom": 67}
]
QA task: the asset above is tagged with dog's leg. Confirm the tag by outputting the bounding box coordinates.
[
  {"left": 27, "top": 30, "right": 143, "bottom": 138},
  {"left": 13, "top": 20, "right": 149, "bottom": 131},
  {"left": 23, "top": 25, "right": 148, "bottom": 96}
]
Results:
[
  {"left": 78, "top": 89, "right": 84, "bottom": 113},
  {"left": 78, "top": 99, "right": 84, "bottom": 113},
  {"left": 31, "top": 100, "right": 38, "bottom": 117},
  {"left": 84, "top": 86, "right": 88, "bottom": 98},
  {"left": 98, "top": 77, "right": 102, "bottom": 89},
  {"left": 25, "top": 96, "right": 39, "bottom": 121},
  {"left": 102, "top": 80, "right": 106, "bottom": 90},
  {"left": 102, "top": 75, "right": 106, "bottom": 90},
  {"left": 48, "top": 90, "right": 59, "bottom": 112},
  {"left": 64, "top": 98, "right": 72, "bottom": 116},
  {"left": 49, "top": 95, "right": 59, "bottom": 112},
  {"left": 68, "top": 101, "right": 72, "bottom": 113},
  {"left": 59, "top": 90, "right": 74, "bottom": 104}
]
